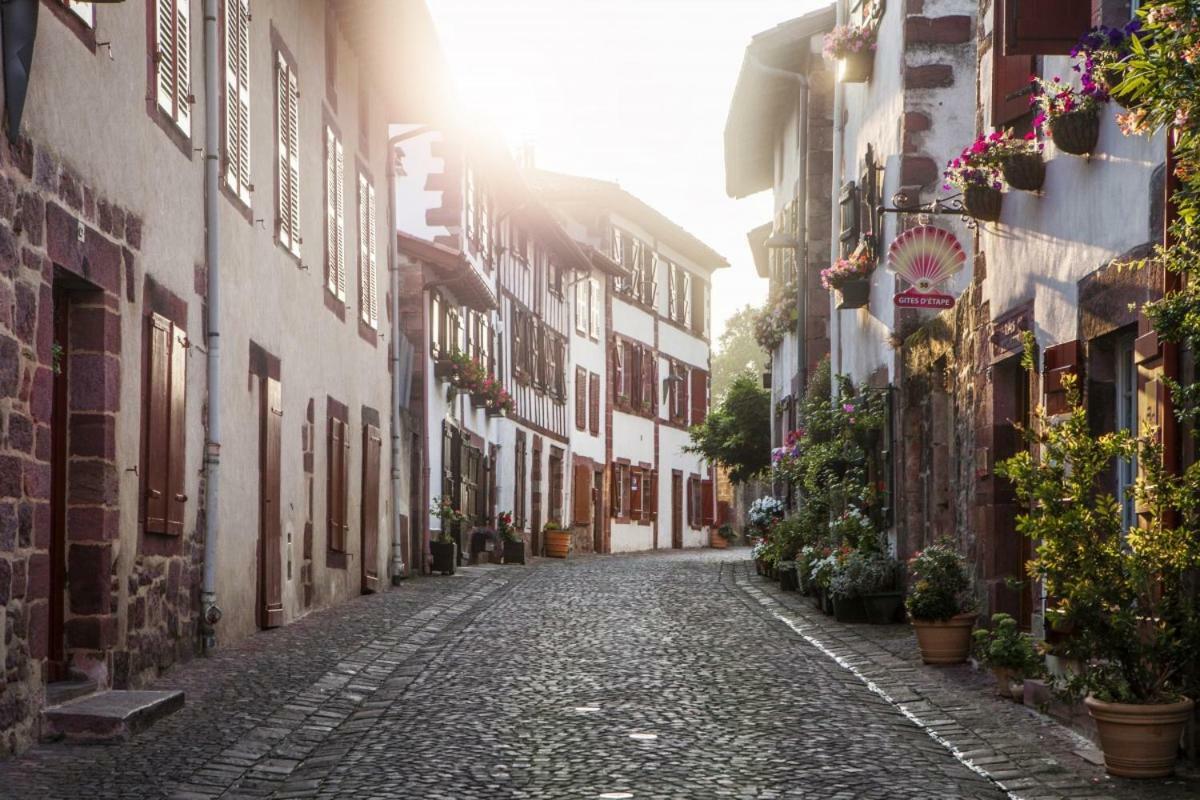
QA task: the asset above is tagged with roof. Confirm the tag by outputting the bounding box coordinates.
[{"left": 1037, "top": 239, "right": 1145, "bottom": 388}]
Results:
[
  {"left": 527, "top": 170, "right": 729, "bottom": 273},
  {"left": 395, "top": 231, "right": 498, "bottom": 312},
  {"left": 724, "top": 5, "right": 836, "bottom": 199},
  {"left": 747, "top": 222, "right": 773, "bottom": 279},
  {"left": 332, "top": 0, "right": 456, "bottom": 127}
]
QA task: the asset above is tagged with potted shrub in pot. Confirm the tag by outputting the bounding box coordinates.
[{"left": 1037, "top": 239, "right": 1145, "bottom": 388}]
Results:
[
  {"left": 778, "top": 560, "right": 799, "bottom": 592},
  {"left": 429, "top": 496, "right": 466, "bottom": 575},
  {"left": 710, "top": 523, "right": 735, "bottom": 549},
  {"left": 543, "top": 520, "right": 571, "bottom": 559},
  {"left": 830, "top": 549, "right": 902, "bottom": 625},
  {"left": 905, "top": 542, "right": 976, "bottom": 664},
  {"left": 820, "top": 247, "right": 875, "bottom": 310},
  {"left": 497, "top": 511, "right": 524, "bottom": 565},
  {"left": 822, "top": 23, "right": 876, "bottom": 84},
  {"left": 943, "top": 140, "right": 1004, "bottom": 222},
  {"left": 972, "top": 613, "right": 1044, "bottom": 698},
  {"left": 997, "top": 373, "right": 1200, "bottom": 778},
  {"left": 810, "top": 548, "right": 844, "bottom": 616},
  {"left": 1031, "top": 75, "right": 1106, "bottom": 156}
]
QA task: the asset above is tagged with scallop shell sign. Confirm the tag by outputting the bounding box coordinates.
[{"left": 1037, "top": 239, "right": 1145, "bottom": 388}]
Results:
[{"left": 887, "top": 226, "right": 966, "bottom": 309}]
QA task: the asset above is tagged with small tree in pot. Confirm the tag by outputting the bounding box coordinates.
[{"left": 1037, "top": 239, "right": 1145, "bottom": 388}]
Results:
[
  {"left": 496, "top": 511, "right": 524, "bottom": 565},
  {"left": 430, "top": 496, "right": 466, "bottom": 575},
  {"left": 973, "top": 613, "right": 1044, "bottom": 699},
  {"left": 906, "top": 542, "right": 976, "bottom": 664}
]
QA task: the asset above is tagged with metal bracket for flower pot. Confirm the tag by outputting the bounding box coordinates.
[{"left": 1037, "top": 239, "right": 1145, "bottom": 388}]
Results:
[{"left": 837, "top": 278, "right": 871, "bottom": 310}]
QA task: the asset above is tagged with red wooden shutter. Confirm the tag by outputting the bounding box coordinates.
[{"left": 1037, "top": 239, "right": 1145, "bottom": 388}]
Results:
[
  {"left": 690, "top": 368, "right": 707, "bottom": 426},
  {"left": 640, "top": 349, "right": 653, "bottom": 411},
  {"left": 612, "top": 340, "right": 625, "bottom": 403},
  {"left": 691, "top": 278, "right": 705, "bottom": 334},
  {"left": 1043, "top": 340, "right": 1082, "bottom": 416},
  {"left": 992, "top": 50, "right": 1034, "bottom": 127},
  {"left": 167, "top": 322, "right": 188, "bottom": 535},
  {"left": 1002, "top": 0, "right": 1092, "bottom": 56},
  {"left": 573, "top": 463, "right": 591, "bottom": 525},
  {"left": 647, "top": 470, "right": 658, "bottom": 521},
  {"left": 361, "top": 424, "right": 382, "bottom": 593},
  {"left": 701, "top": 479, "right": 715, "bottom": 526},
  {"left": 145, "top": 315, "right": 172, "bottom": 534},
  {"left": 260, "top": 376, "right": 283, "bottom": 628},
  {"left": 629, "top": 467, "right": 642, "bottom": 522},
  {"left": 686, "top": 477, "right": 694, "bottom": 526},
  {"left": 589, "top": 372, "right": 600, "bottom": 435},
  {"left": 328, "top": 417, "right": 346, "bottom": 551},
  {"left": 575, "top": 367, "right": 587, "bottom": 430},
  {"left": 609, "top": 463, "right": 620, "bottom": 517}
]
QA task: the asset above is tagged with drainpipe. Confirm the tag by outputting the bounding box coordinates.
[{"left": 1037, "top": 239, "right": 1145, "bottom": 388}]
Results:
[
  {"left": 830, "top": 0, "right": 846, "bottom": 396},
  {"left": 201, "top": 0, "right": 222, "bottom": 650},
  {"left": 795, "top": 79, "right": 810, "bottom": 395}
]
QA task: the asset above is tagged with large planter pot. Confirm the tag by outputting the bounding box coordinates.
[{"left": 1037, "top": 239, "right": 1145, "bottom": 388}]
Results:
[
  {"left": 502, "top": 539, "right": 525, "bottom": 565},
  {"left": 710, "top": 532, "right": 728, "bottom": 549},
  {"left": 839, "top": 50, "right": 873, "bottom": 83},
  {"left": 430, "top": 541, "right": 457, "bottom": 575},
  {"left": 963, "top": 185, "right": 1002, "bottom": 223},
  {"left": 991, "top": 667, "right": 1015, "bottom": 698},
  {"left": 833, "top": 595, "right": 869, "bottom": 624},
  {"left": 779, "top": 565, "right": 799, "bottom": 592},
  {"left": 862, "top": 591, "right": 904, "bottom": 625},
  {"left": 821, "top": 588, "right": 835, "bottom": 616},
  {"left": 544, "top": 529, "right": 570, "bottom": 558},
  {"left": 1050, "top": 109, "right": 1100, "bottom": 156},
  {"left": 911, "top": 613, "right": 976, "bottom": 664},
  {"left": 836, "top": 278, "right": 871, "bottom": 310},
  {"left": 1085, "top": 697, "right": 1194, "bottom": 778},
  {"left": 1000, "top": 152, "right": 1045, "bottom": 192},
  {"left": 754, "top": 558, "right": 765, "bottom": 576}
]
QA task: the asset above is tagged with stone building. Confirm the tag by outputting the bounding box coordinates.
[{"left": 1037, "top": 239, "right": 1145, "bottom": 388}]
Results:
[{"left": 0, "top": 0, "right": 442, "bottom": 754}]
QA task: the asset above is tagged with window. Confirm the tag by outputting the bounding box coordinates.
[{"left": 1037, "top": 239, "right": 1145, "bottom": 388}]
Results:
[
  {"left": 547, "top": 258, "right": 562, "bottom": 297},
  {"left": 223, "top": 0, "right": 251, "bottom": 204},
  {"left": 514, "top": 431, "right": 527, "bottom": 530},
  {"left": 548, "top": 448, "right": 564, "bottom": 525},
  {"left": 610, "top": 227, "right": 624, "bottom": 265},
  {"left": 589, "top": 278, "right": 601, "bottom": 339},
  {"left": 690, "top": 368, "right": 708, "bottom": 426},
  {"left": 358, "top": 172, "right": 378, "bottom": 327},
  {"left": 465, "top": 165, "right": 494, "bottom": 267},
  {"left": 610, "top": 462, "right": 629, "bottom": 518},
  {"left": 327, "top": 415, "right": 350, "bottom": 552},
  {"left": 143, "top": 314, "right": 188, "bottom": 536},
  {"left": 999, "top": 0, "right": 1092, "bottom": 56},
  {"left": 691, "top": 277, "right": 708, "bottom": 337},
  {"left": 575, "top": 278, "right": 588, "bottom": 334},
  {"left": 588, "top": 372, "right": 600, "bottom": 436},
  {"left": 669, "top": 361, "right": 690, "bottom": 424},
  {"left": 612, "top": 338, "right": 626, "bottom": 404},
  {"left": 576, "top": 367, "right": 587, "bottom": 430},
  {"left": 155, "top": 0, "right": 192, "bottom": 133},
  {"left": 687, "top": 476, "right": 702, "bottom": 528},
  {"left": 463, "top": 444, "right": 481, "bottom": 526},
  {"left": 276, "top": 52, "right": 301, "bottom": 257},
  {"left": 681, "top": 271, "right": 692, "bottom": 328},
  {"left": 325, "top": 127, "right": 346, "bottom": 300}
]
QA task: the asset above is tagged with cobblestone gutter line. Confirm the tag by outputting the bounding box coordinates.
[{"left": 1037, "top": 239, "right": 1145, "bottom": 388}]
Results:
[{"left": 727, "top": 563, "right": 1140, "bottom": 800}]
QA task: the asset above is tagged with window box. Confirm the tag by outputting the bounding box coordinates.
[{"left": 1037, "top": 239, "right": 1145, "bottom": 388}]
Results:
[
  {"left": 433, "top": 355, "right": 455, "bottom": 382},
  {"left": 470, "top": 392, "right": 488, "bottom": 409}
]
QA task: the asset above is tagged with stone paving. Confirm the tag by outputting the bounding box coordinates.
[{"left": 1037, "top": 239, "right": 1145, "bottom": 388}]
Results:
[{"left": 0, "top": 550, "right": 1191, "bottom": 799}]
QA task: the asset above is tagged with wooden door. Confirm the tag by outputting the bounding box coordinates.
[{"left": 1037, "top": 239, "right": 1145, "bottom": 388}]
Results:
[
  {"left": 360, "top": 424, "right": 382, "bottom": 593},
  {"left": 47, "top": 286, "right": 70, "bottom": 683},
  {"left": 671, "top": 472, "right": 683, "bottom": 549},
  {"left": 531, "top": 438, "right": 542, "bottom": 555},
  {"left": 592, "top": 469, "right": 604, "bottom": 554},
  {"left": 409, "top": 431, "right": 422, "bottom": 575},
  {"left": 259, "top": 377, "right": 284, "bottom": 629}
]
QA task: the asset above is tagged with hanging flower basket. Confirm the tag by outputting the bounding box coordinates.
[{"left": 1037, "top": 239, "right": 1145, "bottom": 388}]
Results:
[
  {"left": 963, "top": 185, "right": 1002, "bottom": 222},
  {"left": 837, "top": 278, "right": 871, "bottom": 309},
  {"left": 839, "top": 51, "right": 874, "bottom": 83},
  {"left": 1049, "top": 108, "right": 1100, "bottom": 156},
  {"left": 1000, "top": 152, "right": 1045, "bottom": 192},
  {"left": 824, "top": 23, "right": 876, "bottom": 84},
  {"left": 470, "top": 392, "right": 487, "bottom": 409}
]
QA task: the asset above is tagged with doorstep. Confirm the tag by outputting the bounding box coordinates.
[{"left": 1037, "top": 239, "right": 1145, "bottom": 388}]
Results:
[
  {"left": 41, "top": 689, "right": 185, "bottom": 744},
  {"left": 731, "top": 563, "right": 1200, "bottom": 800}
]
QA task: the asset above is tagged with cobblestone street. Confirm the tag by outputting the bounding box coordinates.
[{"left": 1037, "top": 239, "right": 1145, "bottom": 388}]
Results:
[{"left": 1, "top": 551, "right": 1190, "bottom": 799}]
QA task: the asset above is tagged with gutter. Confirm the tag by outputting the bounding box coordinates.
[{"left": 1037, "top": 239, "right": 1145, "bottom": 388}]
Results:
[
  {"left": 201, "top": 0, "right": 222, "bottom": 649},
  {"left": 830, "top": 0, "right": 846, "bottom": 395}
]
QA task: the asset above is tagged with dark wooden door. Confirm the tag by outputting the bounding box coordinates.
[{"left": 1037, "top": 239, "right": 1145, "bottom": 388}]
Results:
[
  {"left": 47, "top": 286, "right": 70, "bottom": 683},
  {"left": 530, "top": 438, "right": 542, "bottom": 556},
  {"left": 360, "top": 424, "right": 382, "bottom": 593},
  {"left": 671, "top": 472, "right": 683, "bottom": 549},
  {"left": 592, "top": 469, "right": 604, "bottom": 554},
  {"left": 259, "top": 377, "right": 284, "bottom": 629},
  {"left": 409, "top": 431, "right": 422, "bottom": 575}
]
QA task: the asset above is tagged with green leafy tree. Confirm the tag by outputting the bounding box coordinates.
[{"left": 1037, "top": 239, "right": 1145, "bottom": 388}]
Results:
[
  {"left": 711, "top": 304, "right": 767, "bottom": 400},
  {"left": 685, "top": 373, "right": 770, "bottom": 484}
]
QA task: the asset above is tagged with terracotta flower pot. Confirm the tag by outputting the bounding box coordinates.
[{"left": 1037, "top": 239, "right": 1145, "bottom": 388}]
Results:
[
  {"left": 1085, "top": 696, "right": 1194, "bottom": 778},
  {"left": 991, "top": 666, "right": 1015, "bottom": 698},
  {"left": 839, "top": 50, "right": 873, "bottom": 83},
  {"left": 1050, "top": 109, "right": 1100, "bottom": 156},
  {"left": 1000, "top": 152, "right": 1045, "bottom": 192},
  {"left": 911, "top": 613, "right": 976, "bottom": 664},
  {"left": 710, "top": 532, "right": 728, "bottom": 549},
  {"left": 544, "top": 529, "right": 571, "bottom": 559},
  {"left": 836, "top": 277, "right": 871, "bottom": 310},
  {"left": 963, "top": 185, "right": 1002, "bottom": 223}
]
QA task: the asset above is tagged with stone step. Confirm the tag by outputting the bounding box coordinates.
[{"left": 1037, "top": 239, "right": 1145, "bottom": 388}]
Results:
[
  {"left": 44, "top": 678, "right": 98, "bottom": 706},
  {"left": 41, "top": 689, "right": 185, "bottom": 744}
]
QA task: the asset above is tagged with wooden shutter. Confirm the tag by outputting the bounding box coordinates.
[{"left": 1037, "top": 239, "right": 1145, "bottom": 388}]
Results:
[
  {"left": 667, "top": 263, "right": 676, "bottom": 319},
  {"left": 992, "top": 50, "right": 1034, "bottom": 127},
  {"left": 156, "top": 0, "right": 191, "bottom": 131},
  {"left": 325, "top": 127, "right": 345, "bottom": 298},
  {"left": 361, "top": 424, "right": 382, "bottom": 593},
  {"left": 145, "top": 315, "right": 172, "bottom": 534},
  {"left": 575, "top": 367, "right": 587, "bottom": 430},
  {"left": 612, "top": 340, "right": 625, "bottom": 403},
  {"left": 682, "top": 272, "right": 692, "bottom": 328},
  {"left": 572, "top": 463, "right": 591, "bottom": 525},
  {"left": 686, "top": 477, "right": 694, "bottom": 526},
  {"left": 575, "top": 279, "right": 588, "bottom": 334},
  {"left": 647, "top": 470, "right": 658, "bottom": 521},
  {"left": 589, "top": 372, "right": 600, "bottom": 435},
  {"left": 701, "top": 479, "right": 715, "bottom": 525},
  {"left": 690, "top": 368, "right": 707, "bottom": 426},
  {"left": 609, "top": 463, "right": 620, "bottom": 517},
  {"left": 629, "top": 468, "right": 643, "bottom": 522},
  {"left": 691, "top": 277, "right": 705, "bottom": 335},
  {"left": 589, "top": 278, "right": 601, "bottom": 338},
  {"left": 328, "top": 417, "right": 347, "bottom": 552},
  {"left": 359, "top": 173, "right": 377, "bottom": 325},
  {"left": 1002, "top": 0, "right": 1092, "bottom": 56},
  {"left": 277, "top": 55, "right": 293, "bottom": 252},
  {"left": 1044, "top": 340, "right": 1082, "bottom": 416},
  {"left": 650, "top": 356, "right": 659, "bottom": 412},
  {"left": 167, "top": 322, "right": 188, "bottom": 535},
  {"left": 224, "top": 0, "right": 251, "bottom": 202},
  {"left": 260, "top": 376, "right": 283, "bottom": 628},
  {"left": 286, "top": 64, "right": 300, "bottom": 254}
]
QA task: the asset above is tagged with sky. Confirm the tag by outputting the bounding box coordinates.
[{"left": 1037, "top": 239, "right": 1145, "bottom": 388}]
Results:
[{"left": 426, "top": 0, "right": 826, "bottom": 342}]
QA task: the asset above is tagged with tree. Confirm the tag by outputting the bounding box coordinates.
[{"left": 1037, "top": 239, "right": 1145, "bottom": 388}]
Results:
[
  {"left": 685, "top": 373, "right": 771, "bottom": 484},
  {"left": 711, "top": 304, "right": 767, "bottom": 400}
]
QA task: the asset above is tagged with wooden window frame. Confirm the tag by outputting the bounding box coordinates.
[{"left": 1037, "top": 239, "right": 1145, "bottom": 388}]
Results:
[
  {"left": 327, "top": 401, "right": 351, "bottom": 561},
  {"left": 152, "top": 0, "right": 193, "bottom": 136},
  {"left": 275, "top": 45, "right": 302, "bottom": 259},
  {"left": 357, "top": 168, "right": 379, "bottom": 329},
  {"left": 221, "top": 0, "right": 252, "bottom": 209},
  {"left": 325, "top": 122, "right": 347, "bottom": 305},
  {"left": 588, "top": 372, "right": 600, "bottom": 436}
]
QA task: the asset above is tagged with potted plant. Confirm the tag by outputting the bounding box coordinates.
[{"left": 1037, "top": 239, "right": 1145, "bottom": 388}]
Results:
[
  {"left": 496, "top": 511, "right": 524, "bottom": 565},
  {"left": 943, "top": 138, "right": 1003, "bottom": 222},
  {"left": 831, "top": 549, "right": 902, "bottom": 625},
  {"left": 1031, "top": 75, "right": 1106, "bottom": 156},
  {"left": 988, "top": 130, "right": 1046, "bottom": 192},
  {"left": 1071, "top": 21, "right": 1141, "bottom": 109},
  {"left": 820, "top": 247, "right": 875, "bottom": 310},
  {"left": 751, "top": 537, "right": 768, "bottom": 575},
  {"left": 778, "top": 560, "right": 799, "bottom": 591},
  {"left": 753, "top": 294, "right": 799, "bottom": 353},
  {"left": 823, "top": 23, "right": 876, "bottom": 84},
  {"left": 810, "top": 548, "right": 844, "bottom": 615},
  {"left": 972, "top": 613, "right": 1044, "bottom": 698},
  {"left": 543, "top": 520, "right": 571, "bottom": 559},
  {"left": 429, "top": 496, "right": 466, "bottom": 574},
  {"left": 997, "top": 374, "right": 1200, "bottom": 778},
  {"left": 710, "top": 523, "right": 735, "bottom": 549},
  {"left": 905, "top": 542, "right": 976, "bottom": 664}
]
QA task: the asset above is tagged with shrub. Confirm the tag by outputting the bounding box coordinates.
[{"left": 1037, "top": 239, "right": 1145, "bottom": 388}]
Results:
[
  {"left": 905, "top": 542, "right": 973, "bottom": 621},
  {"left": 829, "top": 550, "right": 898, "bottom": 600},
  {"left": 973, "top": 613, "right": 1044, "bottom": 677}
]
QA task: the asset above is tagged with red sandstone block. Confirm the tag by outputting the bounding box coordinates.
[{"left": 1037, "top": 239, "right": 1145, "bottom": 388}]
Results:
[
  {"left": 65, "top": 615, "right": 116, "bottom": 650},
  {"left": 27, "top": 600, "right": 48, "bottom": 659},
  {"left": 905, "top": 64, "right": 955, "bottom": 90},
  {"left": 70, "top": 306, "right": 122, "bottom": 356},
  {"left": 84, "top": 230, "right": 122, "bottom": 296},
  {"left": 22, "top": 460, "right": 50, "bottom": 501},
  {"left": 68, "top": 353, "right": 121, "bottom": 413},
  {"left": 67, "top": 506, "right": 119, "bottom": 542},
  {"left": 26, "top": 552, "right": 49, "bottom": 601},
  {"left": 67, "top": 460, "right": 119, "bottom": 506},
  {"left": 69, "top": 413, "right": 116, "bottom": 459},
  {"left": 900, "top": 155, "right": 939, "bottom": 187},
  {"left": 69, "top": 543, "right": 112, "bottom": 615},
  {"left": 0, "top": 454, "right": 22, "bottom": 498},
  {"left": 905, "top": 16, "right": 972, "bottom": 45}
]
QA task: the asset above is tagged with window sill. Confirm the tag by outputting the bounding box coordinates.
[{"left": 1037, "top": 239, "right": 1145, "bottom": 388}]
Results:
[
  {"left": 221, "top": 183, "right": 254, "bottom": 225},
  {"left": 324, "top": 287, "right": 347, "bottom": 321}
]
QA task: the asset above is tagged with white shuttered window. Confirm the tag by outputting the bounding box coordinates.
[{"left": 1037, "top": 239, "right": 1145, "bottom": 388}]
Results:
[
  {"left": 155, "top": 0, "right": 191, "bottom": 133},
  {"left": 224, "top": 0, "right": 251, "bottom": 204},
  {"left": 276, "top": 53, "right": 300, "bottom": 257},
  {"left": 325, "top": 127, "right": 345, "bottom": 300},
  {"left": 358, "top": 173, "right": 378, "bottom": 328}
]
